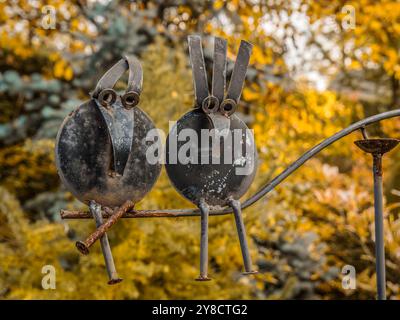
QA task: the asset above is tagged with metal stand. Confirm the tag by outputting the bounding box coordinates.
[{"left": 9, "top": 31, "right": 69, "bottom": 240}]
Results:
[{"left": 355, "top": 138, "right": 400, "bottom": 300}]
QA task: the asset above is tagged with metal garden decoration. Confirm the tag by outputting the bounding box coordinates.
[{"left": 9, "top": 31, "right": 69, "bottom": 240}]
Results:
[
  {"left": 55, "top": 56, "right": 161, "bottom": 284},
  {"left": 165, "top": 36, "right": 257, "bottom": 280},
  {"left": 58, "top": 36, "right": 400, "bottom": 300}
]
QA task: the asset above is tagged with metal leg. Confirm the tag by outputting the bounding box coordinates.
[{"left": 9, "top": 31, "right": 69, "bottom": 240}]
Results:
[
  {"left": 195, "top": 199, "right": 211, "bottom": 281},
  {"left": 229, "top": 198, "right": 257, "bottom": 275},
  {"left": 89, "top": 201, "right": 123, "bottom": 285},
  {"left": 76, "top": 200, "right": 134, "bottom": 255},
  {"left": 372, "top": 155, "right": 386, "bottom": 300}
]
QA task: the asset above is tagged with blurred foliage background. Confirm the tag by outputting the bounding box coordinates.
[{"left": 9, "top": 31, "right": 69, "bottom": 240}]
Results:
[{"left": 1, "top": 0, "right": 400, "bottom": 299}]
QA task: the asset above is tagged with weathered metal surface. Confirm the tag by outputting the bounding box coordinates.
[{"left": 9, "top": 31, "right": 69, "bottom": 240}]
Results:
[
  {"left": 55, "top": 56, "right": 161, "bottom": 207},
  {"left": 56, "top": 102, "right": 160, "bottom": 207},
  {"left": 165, "top": 36, "right": 257, "bottom": 207},
  {"left": 225, "top": 40, "right": 252, "bottom": 103},
  {"left": 166, "top": 110, "right": 257, "bottom": 206},
  {"left": 354, "top": 138, "right": 400, "bottom": 155}
]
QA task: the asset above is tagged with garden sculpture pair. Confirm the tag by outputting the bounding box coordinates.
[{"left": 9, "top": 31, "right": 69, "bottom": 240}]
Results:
[
  {"left": 55, "top": 35, "right": 257, "bottom": 284},
  {"left": 56, "top": 35, "right": 399, "bottom": 300}
]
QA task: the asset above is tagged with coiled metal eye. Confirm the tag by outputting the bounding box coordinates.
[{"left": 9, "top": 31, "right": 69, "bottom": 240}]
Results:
[
  {"left": 220, "top": 98, "right": 237, "bottom": 116},
  {"left": 98, "top": 89, "right": 117, "bottom": 108},
  {"left": 202, "top": 95, "right": 219, "bottom": 114},
  {"left": 121, "top": 91, "right": 140, "bottom": 109}
]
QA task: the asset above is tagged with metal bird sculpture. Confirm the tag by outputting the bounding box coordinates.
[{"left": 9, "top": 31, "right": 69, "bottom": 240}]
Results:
[
  {"left": 55, "top": 56, "right": 161, "bottom": 284},
  {"left": 165, "top": 36, "right": 258, "bottom": 280}
]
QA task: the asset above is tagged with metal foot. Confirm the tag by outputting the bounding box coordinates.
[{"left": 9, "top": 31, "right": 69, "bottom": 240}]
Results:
[
  {"left": 89, "top": 201, "right": 123, "bottom": 285},
  {"left": 195, "top": 276, "right": 212, "bottom": 281},
  {"left": 242, "top": 271, "right": 258, "bottom": 275},
  {"left": 229, "top": 198, "right": 257, "bottom": 275}
]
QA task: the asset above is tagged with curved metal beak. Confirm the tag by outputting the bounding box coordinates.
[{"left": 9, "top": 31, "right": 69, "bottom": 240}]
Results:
[
  {"left": 96, "top": 101, "right": 134, "bottom": 176},
  {"left": 206, "top": 112, "right": 230, "bottom": 136}
]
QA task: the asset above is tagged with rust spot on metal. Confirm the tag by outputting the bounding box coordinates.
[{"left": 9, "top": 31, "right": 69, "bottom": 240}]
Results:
[
  {"left": 195, "top": 276, "right": 212, "bottom": 281},
  {"left": 76, "top": 241, "right": 89, "bottom": 255},
  {"left": 373, "top": 154, "right": 383, "bottom": 177},
  {"left": 354, "top": 138, "right": 400, "bottom": 155},
  {"left": 107, "top": 278, "right": 123, "bottom": 285}
]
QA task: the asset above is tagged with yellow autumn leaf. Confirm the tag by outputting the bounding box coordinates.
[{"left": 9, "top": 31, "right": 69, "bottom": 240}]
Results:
[
  {"left": 242, "top": 87, "right": 259, "bottom": 101},
  {"left": 53, "top": 60, "right": 65, "bottom": 78},
  {"left": 64, "top": 66, "right": 73, "bottom": 81}
]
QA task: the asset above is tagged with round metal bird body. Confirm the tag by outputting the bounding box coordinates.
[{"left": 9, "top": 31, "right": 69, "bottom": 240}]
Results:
[
  {"left": 166, "top": 109, "right": 257, "bottom": 206},
  {"left": 55, "top": 56, "right": 161, "bottom": 207}
]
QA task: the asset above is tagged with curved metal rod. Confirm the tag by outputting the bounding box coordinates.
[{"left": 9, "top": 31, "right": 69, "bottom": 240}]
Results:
[
  {"left": 61, "top": 109, "right": 400, "bottom": 220},
  {"left": 242, "top": 108, "right": 400, "bottom": 208}
]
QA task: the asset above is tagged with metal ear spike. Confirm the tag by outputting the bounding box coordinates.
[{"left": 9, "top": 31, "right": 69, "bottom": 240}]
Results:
[
  {"left": 188, "top": 35, "right": 209, "bottom": 109},
  {"left": 200, "top": 37, "right": 227, "bottom": 115},
  {"left": 120, "top": 55, "right": 143, "bottom": 110},
  {"left": 188, "top": 36, "right": 252, "bottom": 133},
  {"left": 212, "top": 37, "right": 227, "bottom": 104},
  {"left": 207, "top": 37, "right": 230, "bottom": 132},
  {"left": 188, "top": 36, "right": 230, "bottom": 132},
  {"left": 224, "top": 40, "right": 253, "bottom": 107},
  {"left": 92, "top": 56, "right": 143, "bottom": 175}
]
